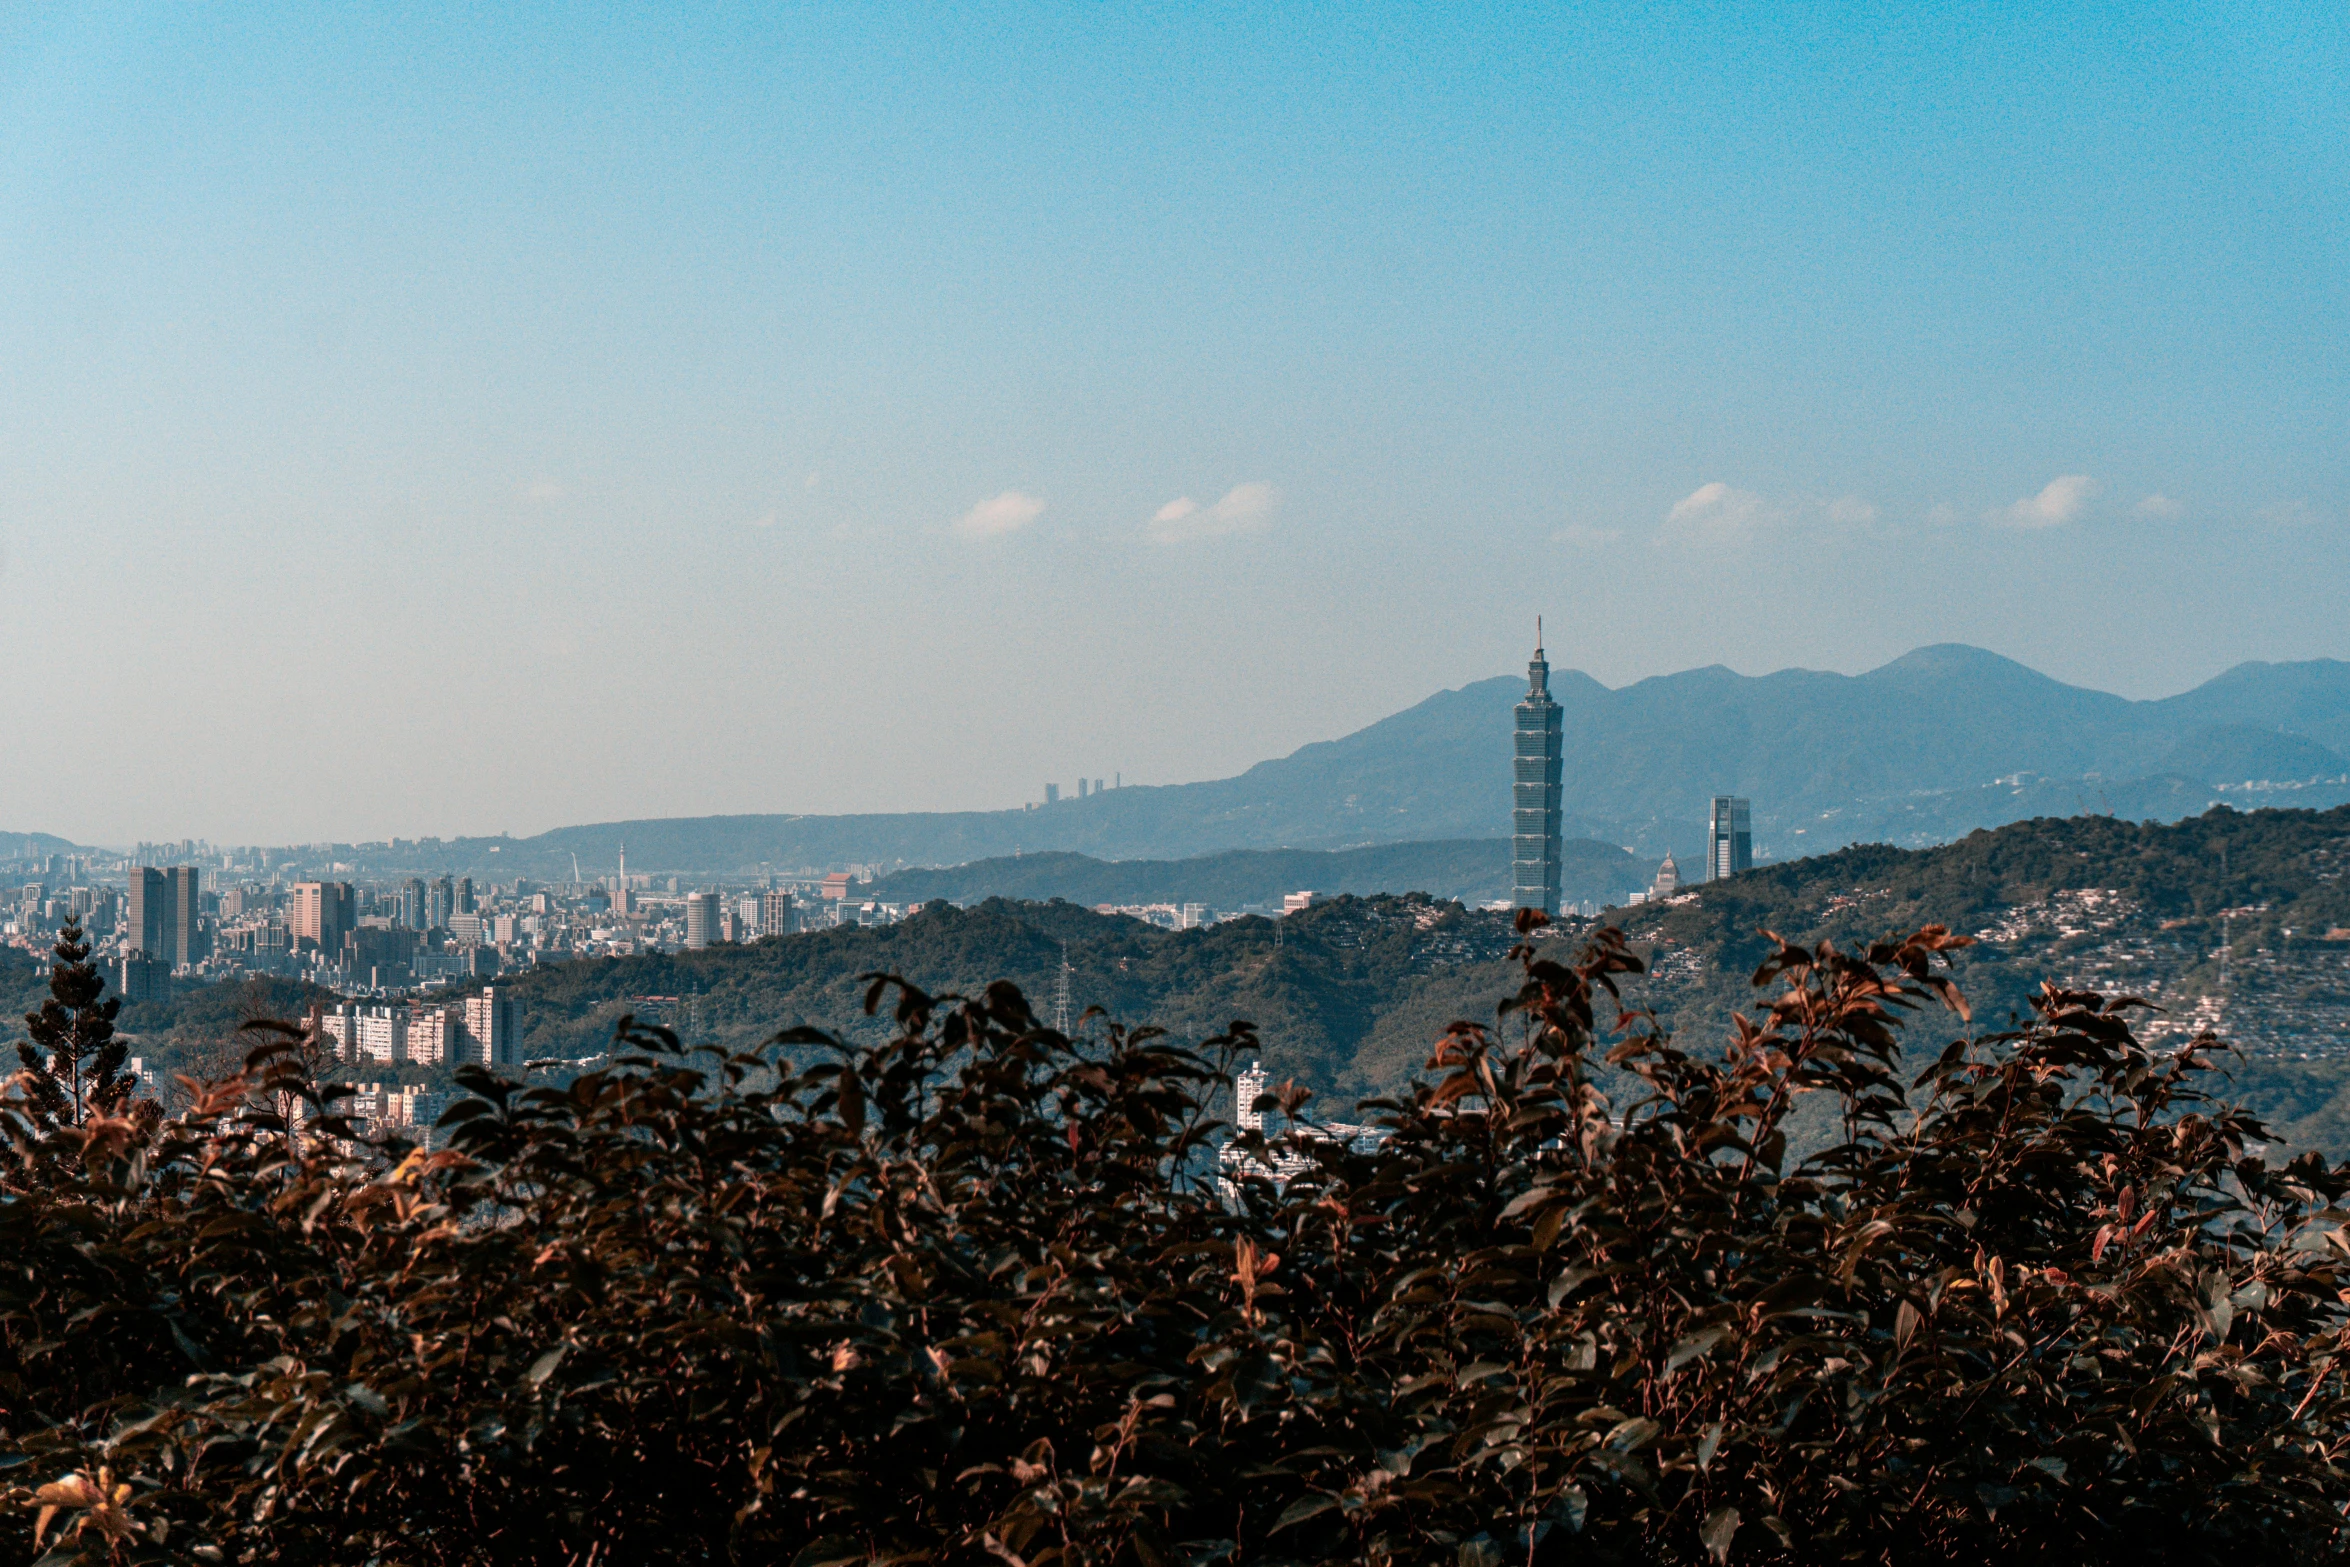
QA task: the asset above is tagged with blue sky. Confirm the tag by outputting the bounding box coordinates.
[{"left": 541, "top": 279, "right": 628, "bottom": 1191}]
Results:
[{"left": 1, "top": 3, "right": 2343, "bottom": 842}]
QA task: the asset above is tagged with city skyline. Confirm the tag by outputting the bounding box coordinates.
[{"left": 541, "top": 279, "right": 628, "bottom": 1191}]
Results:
[{"left": 3, "top": 6, "right": 2344, "bottom": 844}]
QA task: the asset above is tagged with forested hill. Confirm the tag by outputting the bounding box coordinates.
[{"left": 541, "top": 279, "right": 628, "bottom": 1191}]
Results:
[
  {"left": 474, "top": 801, "right": 2350, "bottom": 1145},
  {"left": 863, "top": 836, "right": 1646, "bottom": 911},
  {"left": 79, "top": 801, "right": 2350, "bottom": 1154},
  {"left": 1607, "top": 802, "right": 2350, "bottom": 1153}
]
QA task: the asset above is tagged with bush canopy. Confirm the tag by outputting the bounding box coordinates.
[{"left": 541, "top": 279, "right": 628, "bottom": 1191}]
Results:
[{"left": 1, "top": 917, "right": 2347, "bottom": 1564}]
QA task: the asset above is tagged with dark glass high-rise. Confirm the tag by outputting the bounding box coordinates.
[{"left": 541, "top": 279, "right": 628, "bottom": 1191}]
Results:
[{"left": 1512, "top": 637, "right": 1564, "bottom": 916}]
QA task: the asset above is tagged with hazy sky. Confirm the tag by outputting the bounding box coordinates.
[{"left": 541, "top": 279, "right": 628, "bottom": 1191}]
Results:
[{"left": 2, "top": 3, "right": 2344, "bottom": 845}]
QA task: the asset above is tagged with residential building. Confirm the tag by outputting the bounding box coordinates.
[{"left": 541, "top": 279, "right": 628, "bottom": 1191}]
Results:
[
  {"left": 463, "top": 987, "right": 520, "bottom": 1069},
  {"left": 344, "top": 924, "right": 417, "bottom": 980},
  {"left": 1708, "top": 797, "right": 1753, "bottom": 881},
  {"left": 684, "top": 891, "right": 721, "bottom": 949},
  {"left": 353, "top": 1006, "right": 407, "bottom": 1065},
  {"left": 318, "top": 1002, "right": 360, "bottom": 1059},
  {"left": 760, "top": 888, "right": 796, "bottom": 937},
  {"left": 407, "top": 1006, "right": 455, "bottom": 1066},
  {"left": 1512, "top": 633, "right": 1565, "bottom": 918},
  {"left": 1281, "top": 891, "right": 1319, "bottom": 916},
  {"left": 116, "top": 953, "right": 171, "bottom": 1004}
]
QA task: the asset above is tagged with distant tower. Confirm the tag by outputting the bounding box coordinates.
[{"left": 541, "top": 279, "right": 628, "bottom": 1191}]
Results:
[
  {"left": 1707, "top": 797, "right": 1752, "bottom": 881},
  {"left": 1512, "top": 623, "right": 1564, "bottom": 917},
  {"left": 1053, "top": 945, "right": 1074, "bottom": 1035}
]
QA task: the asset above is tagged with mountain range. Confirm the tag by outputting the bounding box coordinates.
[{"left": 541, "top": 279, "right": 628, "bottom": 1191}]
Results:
[
  {"left": 501, "top": 645, "right": 2350, "bottom": 876},
  {"left": 19, "top": 645, "right": 2349, "bottom": 879}
]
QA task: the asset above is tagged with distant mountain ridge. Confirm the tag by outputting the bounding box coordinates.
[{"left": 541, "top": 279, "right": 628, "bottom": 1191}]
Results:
[
  {"left": 863, "top": 837, "right": 1648, "bottom": 912},
  {"left": 32, "top": 647, "right": 2345, "bottom": 879},
  {"left": 507, "top": 645, "right": 2350, "bottom": 875}
]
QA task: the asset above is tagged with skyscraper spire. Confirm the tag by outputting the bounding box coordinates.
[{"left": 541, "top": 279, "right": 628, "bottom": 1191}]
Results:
[{"left": 1513, "top": 625, "right": 1564, "bottom": 918}]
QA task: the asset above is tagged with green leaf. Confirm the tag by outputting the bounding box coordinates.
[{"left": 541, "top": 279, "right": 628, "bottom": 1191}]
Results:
[
  {"left": 1702, "top": 1506, "right": 1740, "bottom": 1563},
  {"left": 1270, "top": 1494, "right": 1339, "bottom": 1533},
  {"left": 524, "top": 1346, "right": 567, "bottom": 1389},
  {"left": 1666, "top": 1326, "right": 1728, "bottom": 1374},
  {"left": 1697, "top": 1421, "right": 1723, "bottom": 1472}
]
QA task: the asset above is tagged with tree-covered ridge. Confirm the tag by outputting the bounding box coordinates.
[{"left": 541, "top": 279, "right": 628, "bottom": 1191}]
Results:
[
  {"left": 91, "top": 802, "right": 2350, "bottom": 1149},
  {"left": 863, "top": 835, "right": 1646, "bottom": 912}
]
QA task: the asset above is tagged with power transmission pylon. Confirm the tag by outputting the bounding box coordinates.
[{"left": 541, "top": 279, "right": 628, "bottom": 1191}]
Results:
[{"left": 1053, "top": 945, "right": 1073, "bottom": 1036}]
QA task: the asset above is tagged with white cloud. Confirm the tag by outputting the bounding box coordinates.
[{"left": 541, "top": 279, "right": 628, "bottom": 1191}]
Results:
[
  {"left": 521, "top": 478, "right": 566, "bottom": 504},
  {"left": 1554, "top": 522, "right": 1622, "bottom": 547},
  {"left": 952, "top": 490, "right": 1045, "bottom": 539},
  {"left": 1150, "top": 482, "right": 1278, "bottom": 543},
  {"left": 1658, "top": 481, "right": 1767, "bottom": 544},
  {"left": 2256, "top": 499, "right": 2323, "bottom": 527},
  {"left": 2134, "top": 493, "right": 2183, "bottom": 520},
  {"left": 1988, "top": 474, "right": 2097, "bottom": 529},
  {"left": 1826, "top": 495, "right": 1878, "bottom": 527}
]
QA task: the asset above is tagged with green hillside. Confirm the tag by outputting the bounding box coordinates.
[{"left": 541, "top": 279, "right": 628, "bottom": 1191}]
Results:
[
  {"left": 863, "top": 836, "right": 1646, "bottom": 911},
  {"left": 83, "top": 801, "right": 2350, "bottom": 1153}
]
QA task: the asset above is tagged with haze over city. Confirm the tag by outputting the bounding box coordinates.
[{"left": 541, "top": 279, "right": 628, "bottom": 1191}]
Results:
[{"left": 5, "top": 4, "right": 2345, "bottom": 848}]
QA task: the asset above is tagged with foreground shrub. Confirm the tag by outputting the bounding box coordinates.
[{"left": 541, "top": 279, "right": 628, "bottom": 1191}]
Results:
[{"left": 0, "top": 920, "right": 2346, "bottom": 1564}]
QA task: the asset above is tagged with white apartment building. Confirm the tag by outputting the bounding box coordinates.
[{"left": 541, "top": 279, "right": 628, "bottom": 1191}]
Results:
[
  {"left": 353, "top": 1006, "right": 407, "bottom": 1065},
  {"left": 407, "top": 1005, "right": 455, "bottom": 1066},
  {"left": 463, "top": 987, "right": 520, "bottom": 1069}
]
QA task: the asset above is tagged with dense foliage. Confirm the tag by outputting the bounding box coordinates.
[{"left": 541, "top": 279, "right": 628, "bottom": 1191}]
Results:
[{"left": 2, "top": 911, "right": 2348, "bottom": 1563}]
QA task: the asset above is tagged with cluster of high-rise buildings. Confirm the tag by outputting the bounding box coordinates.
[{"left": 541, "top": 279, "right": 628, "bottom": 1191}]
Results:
[
  {"left": 317, "top": 988, "right": 521, "bottom": 1069},
  {"left": 1510, "top": 635, "right": 1754, "bottom": 918}
]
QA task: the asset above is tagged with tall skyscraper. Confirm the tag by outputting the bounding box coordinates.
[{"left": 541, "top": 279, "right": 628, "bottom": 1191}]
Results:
[
  {"left": 1708, "top": 797, "right": 1753, "bottom": 881},
  {"left": 167, "top": 866, "right": 206, "bottom": 967},
  {"left": 290, "top": 882, "right": 356, "bottom": 955},
  {"left": 684, "top": 891, "right": 721, "bottom": 948},
  {"left": 1512, "top": 631, "right": 1564, "bottom": 917},
  {"left": 126, "top": 867, "right": 167, "bottom": 957}
]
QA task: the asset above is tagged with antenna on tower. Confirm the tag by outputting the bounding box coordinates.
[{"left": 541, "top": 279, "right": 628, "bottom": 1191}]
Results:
[
  {"left": 1053, "top": 945, "right": 1073, "bottom": 1036},
  {"left": 1537, "top": 613, "right": 1543, "bottom": 652}
]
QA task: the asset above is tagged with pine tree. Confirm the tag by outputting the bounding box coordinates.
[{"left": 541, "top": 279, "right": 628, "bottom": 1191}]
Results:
[{"left": 18, "top": 919, "right": 128, "bottom": 1128}]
